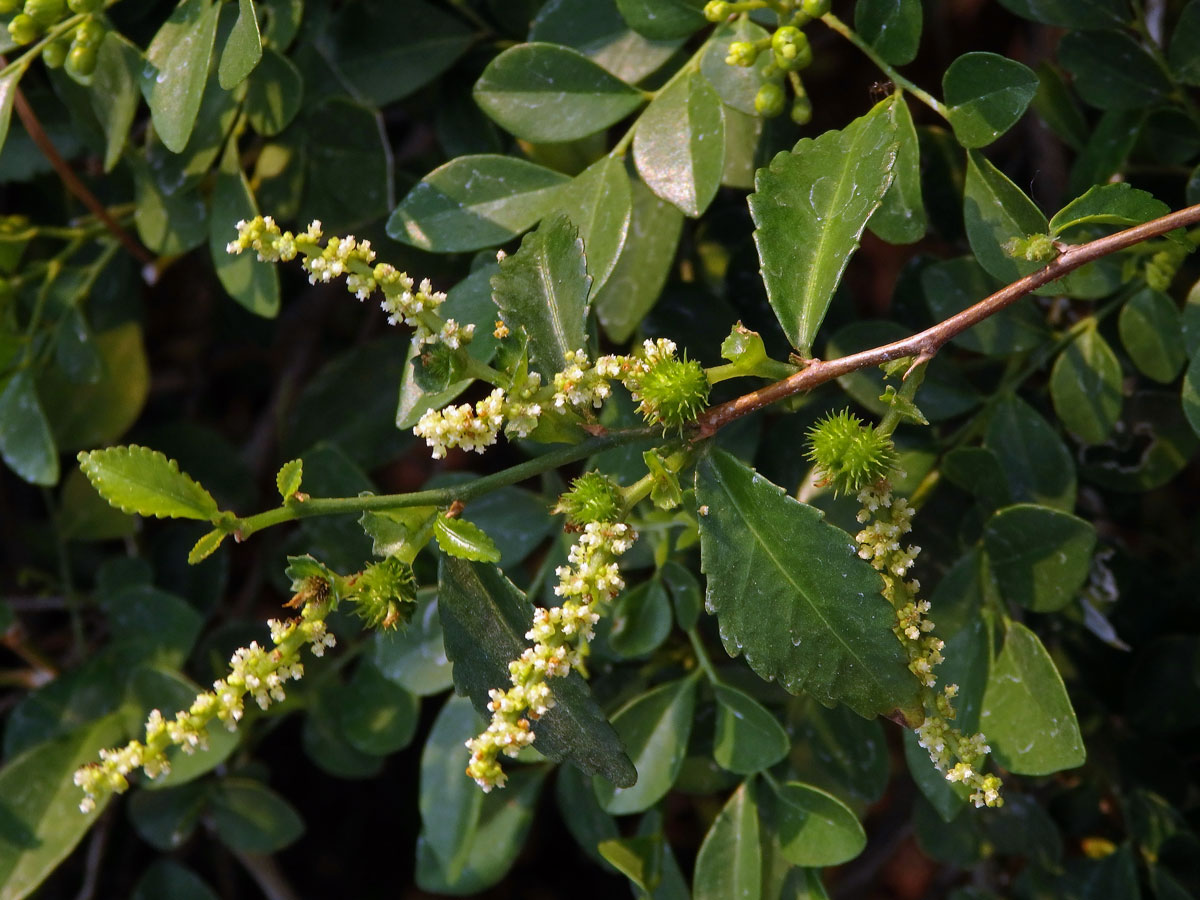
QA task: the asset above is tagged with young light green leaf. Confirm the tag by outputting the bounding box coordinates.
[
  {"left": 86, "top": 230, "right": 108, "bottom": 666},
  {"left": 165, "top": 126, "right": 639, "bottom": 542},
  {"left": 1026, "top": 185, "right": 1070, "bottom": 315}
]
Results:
[
  {"left": 434, "top": 516, "right": 502, "bottom": 563},
  {"left": 855, "top": 0, "right": 923, "bottom": 65},
  {"left": 473, "top": 42, "right": 644, "bottom": 143},
  {"left": 209, "top": 153, "right": 280, "bottom": 318},
  {"left": 594, "top": 676, "right": 698, "bottom": 814},
  {"left": 0, "top": 371, "right": 59, "bottom": 486},
  {"left": 1049, "top": 183, "right": 1170, "bottom": 237},
  {"left": 1119, "top": 288, "right": 1186, "bottom": 384},
  {"left": 187, "top": 529, "right": 227, "bottom": 565},
  {"left": 983, "top": 504, "right": 1096, "bottom": 613},
  {"left": 209, "top": 778, "right": 304, "bottom": 854},
  {"left": 557, "top": 155, "right": 632, "bottom": 293},
  {"left": 437, "top": 557, "right": 636, "bottom": 787},
  {"left": 77, "top": 445, "right": 221, "bottom": 521},
  {"left": 634, "top": 70, "right": 726, "bottom": 218},
  {"left": 616, "top": 0, "right": 706, "bottom": 39},
  {"left": 693, "top": 780, "right": 762, "bottom": 900},
  {"left": 712, "top": 684, "right": 790, "bottom": 775},
  {"left": 750, "top": 96, "right": 899, "bottom": 355},
  {"left": 491, "top": 212, "right": 591, "bottom": 381},
  {"left": 388, "top": 155, "right": 571, "bottom": 252},
  {"left": 1050, "top": 329, "right": 1123, "bottom": 444},
  {"left": 141, "top": 0, "right": 222, "bottom": 153},
  {"left": 1059, "top": 30, "right": 1172, "bottom": 110},
  {"left": 700, "top": 18, "right": 773, "bottom": 115},
  {"left": 218, "top": 0, "right": 262, "bottom": 89},
  {"left": 963, "top": 149, "right": 1049, "bottom": 285},
  {"left": 696, "top": 449, "right": 923, "bottom": 722},
  {"left": 944, "top": 52, "right": 1038, "bottom": 148},
  {"left": 979, "top": 621, "right": 1086, "bottom": 775},
  {"left": 89, "top": 35, "right": 143, "bottom": 171},
  {"left": 984, "top": 395, "right": 1076, "bottom": 511},
  {"left": 276, "top": 458, "right": 303, "bottom": 500},
  {"left": 767, "top": 780, "right": 867, "bottom": 867},
  {"left": 869, "top": 94, "right": 927, "bottom": 244}
]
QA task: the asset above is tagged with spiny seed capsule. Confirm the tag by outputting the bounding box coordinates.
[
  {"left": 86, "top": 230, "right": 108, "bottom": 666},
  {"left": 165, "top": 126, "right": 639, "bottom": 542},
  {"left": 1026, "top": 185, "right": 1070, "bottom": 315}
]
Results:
[
  {"left": 754, "top": 81, "right": 787, "bottom": 117},
  {"left": 805, "top": 409, "right": 897, "bottom": 496},
  {"left": 555, "top": 471, "right": 624, "bottom": 525},
  {"left": 801, "top": 0, "right": 831, "bottom": 16},
  {"left": 771, "top": 26, "right": 812, "bottom": 71},
  {"left": 7, "top": 13, "right": 40, "bottom": 44},
  {"left": 637, "top": 357, "right": 710, "bottom": 430},
  {"left": 24, "top": 0, "right": 64, "bottom": 27}
]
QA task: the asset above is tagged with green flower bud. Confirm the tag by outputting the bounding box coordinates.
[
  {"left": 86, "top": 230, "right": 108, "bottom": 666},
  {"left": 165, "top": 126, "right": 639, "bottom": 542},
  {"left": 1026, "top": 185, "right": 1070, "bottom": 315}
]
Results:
[
  {"left": 791, "top": 94, "right": 813, "bottom": 124},
  {"left": 801, "top": 0, "right": 831, "bottom": 16},
  {"left": 42, "top": 37, "right": 69, "bottom": 68},
  {"left": 703, "top": 0, "right": 732, "bottom": 21},
  {"left": 771, "top": 26, "right": 812, "bottom": 70},
  {"left": 554, "top": 471, "right": 623, "bottom": 525},
  {"left": 754, "top": 81, "right": 787, "bottom": 117},
  {"left": 636, "top": 357, "right": 710, "bottom": 430},
  {"left": 726, "top": 40, "right": 759, "bottom": 67},
  {"left": 66, "top": 0, "right": 102, "bottom": 11},
  {"left": 353, "top": 557, "right": 417, "bottom": 631},
  {"left": 72, "top": 16, "right": 104, "bottom": 47},
  {"left": 7, "top": 13, "right": 41, "bottom": 44},
  {"left": 806, "top": 410, "right": 897, "bottom": 496},
  {"left": 65, "top": 41, "right": 97, "bottom": 77},
  {"left": 0, "top": 0, "right": 20, "bottom": 14},
  {"left": 23, "top": 0, "right": 64, "bottom": 27}
]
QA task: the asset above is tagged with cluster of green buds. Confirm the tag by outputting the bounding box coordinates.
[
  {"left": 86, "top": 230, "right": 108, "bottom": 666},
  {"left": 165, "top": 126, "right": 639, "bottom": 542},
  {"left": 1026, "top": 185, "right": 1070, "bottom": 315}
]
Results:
[
  {"left": 4, "top": 0, "right": 106, "bottom": 77},
  {"left": 465, "top": 475, "right": 636, "bottom": 791},
  {"left": 704, "top": 0, "right": 830, "bottom": 123}
]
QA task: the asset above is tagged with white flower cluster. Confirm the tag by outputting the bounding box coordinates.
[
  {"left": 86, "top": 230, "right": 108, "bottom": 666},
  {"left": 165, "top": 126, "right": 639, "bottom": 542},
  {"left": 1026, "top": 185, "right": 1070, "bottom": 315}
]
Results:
[
  {"left": 916, "top": 688, "right": 1002, "bottom": 808},
  {"left": 414, "top": 388, "right": 506, "bottom": 459},
  {"left": 464, "top": 521, "right": 637, "bottom": 792},
  {"left": 550, "top": 340, "right": 679, "bottom": 412},
  {"left": 74, "top": 594, "right": 336, "bottom": 814}
]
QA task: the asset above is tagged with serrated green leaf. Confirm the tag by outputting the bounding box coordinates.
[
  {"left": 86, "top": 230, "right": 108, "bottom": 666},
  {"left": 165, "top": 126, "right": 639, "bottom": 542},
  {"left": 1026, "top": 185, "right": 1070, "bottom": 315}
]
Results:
[
  {"left": 750, "top": 96, "right": 899, "bottom": 355},
  {"left": 634, "top": 69, "right": 725, "bottom": 218},
  {"left": 695, "top": 449, "right": 923, "bottom": 721},
  {"left": 693, "top": 780, "right": 761, "bottom": 900},
  {"left": 77, "top": 445, "right": 220, "bottom": 521},
  {"left": 869, "top": 94, "right": 926, "bottom": 244},
  {"left": 983, "top": 504, "right": 1096, "bottom": 613},
  {"left": 187, "top": 529, "right": 227, "bottom": 565},
  {"left": 1050, "top": 329, "right": 1123, "bottom": 444},
  {"left": 944, "top": 52, "right": 1038, "bottom": 148},
  {"left": 141, "top": 0, "right": 222, "bottom": 153},
  {"left": 712, "top": 684, "right": 790, "bottom": 775},
  {"left": 437, "top": 556, "right": 636, "bottom": 787},
  {"left": 855, "top": 0, "right": 922, "bottom": 65},
  {"left": 491, "top": 212, "right": 591, "bottom": 381},
  {"left": 1059, "top": 30, "right": 1172, "bottom": 111},
  {"left": 473, "top": 42, "right": 644, "bottom": 143},
  {"left": 218, "top": 0, "right": 262, "bottom": 89},
  {"left": 434, "top": 516, "right": 502, "bottom": 563},
  {"left": 557, "top": 155, "right": 632, "bottom": 293},
  {"left": 616, "top": 0, "right": 706, "bottom": 39},
  {"left": 984, "top": 395, "right": 1076, "bottom": 511},
  {"left": 767, "top": 780, "right": 867, "bottom": 867},
  {"left": 209, "top": 778, "right": 304, "bottom": 854},
  {"left": 1119, "top": 287, "right": 1186, "bottom": 384},
  {"left": 276, "top": 458, "right": 303, "bottom": 500},
  {"left": 979, "top": 621, "right": 1086, "bottom": 775},
  {"left": 0, "top": 371, "right": 59, "bottom": 486}
]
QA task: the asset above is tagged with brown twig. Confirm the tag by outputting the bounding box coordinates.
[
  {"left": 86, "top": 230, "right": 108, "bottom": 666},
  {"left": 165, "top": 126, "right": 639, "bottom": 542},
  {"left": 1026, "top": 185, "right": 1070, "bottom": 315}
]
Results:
[
  {"left": 11, "top": 86, "right": 154, "bottom": 266},
  {"left": 694, "top": 203, "right": 1200, "bottom": 438}
]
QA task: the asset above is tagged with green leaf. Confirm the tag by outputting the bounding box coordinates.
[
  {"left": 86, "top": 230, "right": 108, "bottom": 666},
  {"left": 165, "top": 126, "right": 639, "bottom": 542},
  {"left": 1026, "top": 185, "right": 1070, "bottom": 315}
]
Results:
[
  {"left": 276, "top": 458, "right": 303, "bottom": 500},
  {"left": 187, "top": 529, "right": 227, "bottom": 564},
  {"left": 789, "top": 703, "right": 890, "bottom": 808},
  {"left": 606, "top": 578, "right": 673, "bottom": 658},
  {"left": 869, "top": 94, "right": 927, "bottom": 244},
  {"left": 557, "top": 155, "right": 633, "bottom": 293},
  {"left": 89, "top": 35, "right": 143, "bottom": 171},
  {"left": 695, "top": 449, "right": 923, "bottom": 720},
  {"left": 297, "top": 98, "right": 390, "bottom": 233},
  {"left": 996, "top": 0, "right": 1129, "bottom": 28},
  {"left": 77, "top": 445, "right": 220, "bottom": 521},
  {"left": 593, "top": 176, "right": 684, "bottom": 343},
  {"left": 473, "top": 42, "right": 644, "bottom": 143},
  {"left": 58, "top": 468, "right": 138, "bottom": 542},
  {"left": 530, "top": 0, "right": 685, "bottom": 83},
  {"left": 750, "top": 96, "right": 899, "bottom": 355},
  {"left": 437, "top": 556, "right": 636, "bottom": 787},
  {"left": 700, "top": 18, "right": 773, "bottom": 115},
  {"left": 855, "top": 0, "right": 923, "bottom": 65},
  {"left": 1049, "top": 183, "right": 1170, "bottom": 237},
  {"left": 616, "top": 0, "right": 706, "bottom": 39},
  {"left": 598, "top": 836, "right": 661, "bottom": 890},
  {"left": 209, "top": 155, "right": 280, "bottom": 318},
  {"left": 491, "top": 212, "right": 591, "bottom": 381},
  {"left": 388, "top": 155, "right": 571, "bottom": 252},
  {"left": 0, "top": 371, "right": 59, "bottom": 486},
  {"left": 369, "top": 590, "right": 454, "bottom": 695},
  {"left": 1120, "top": 287, "right": 1186, "bottom": 384},
  {"left": 218, "top": 0, "right": 262, "bottom": 89},
  {"left": 127, "top": 783, "right": 207, "bottom": 851},
  {"left": 131, "top": 160, "right": 209, "bottom": 256},
  {"left": 244, "top": 49, "right": 302, "bottom": 136},
  {"left": 131, "top": 861, "right": 218, "bottom": 900},
  {"left": 1169, "top": 0, "right": 1200, "bottom": 85},
  {"left": 766, "top": 780, "right": 867, "bottom": 867},
  {"left": 418, "top": 693, "right": 482, "bottom": 879},
  {"left": 661, "top": 560, "right": 702, "bottom": 630},
  {"left": 983, "top": 504, "right": 1096, "bottom": 613},
  {"left": 712, "top": 684, "right": 790, "bottom": 775},
  {"left": 339, "top": 661, "right": 419, "bottom": 756},
  {"left": 1068, "top": 109, "right": 1145, "bottom": 198},
  {"left": 0, "top": 715, "right": 125, "bottom": 900},
  {"left": 1059, "top": 30, "right": 1173, "bottom": 110},
  {"left": 1182, "top": 347, "right": 1200, "bottom": 438},
  {"left": 302, "top": 681, "right": 384, "bottom": 780},
  {"left": 0, "top": 67, "right": 19, "bottom": 159},
  {"left": 434, "top": 516, "right": 502, "bottom": 563},
  {"left": 209, "top": 778, "right": 304, "bottom": 854},
  {"left": 921, "top": 257, "right": 1045, "bottom": 355},
  {"left": 984, "top": 394, "right": 1076, "bottom": 510},
  {"left": 944, "top": 52, "right": 1038, "bottom": 148},
  {"left": 594, "top": 676, "right": 698, "bottom": 814},
  {"left": 979, "top": 621, "right": 1086, "bottom": 775},
  {"left": 693, "top": 780, "right": 762, "bottom": 900},
  {"left": 963, "top": 149, "right": 1048, "bottom": 285},
  {"left": 141, "top": 0, "right": 222, "bottom": 153},
  {"left": 1049, "top": 329, "right": 1123, "bottom": 444},
  {"left": 1032, "top": 61, "right": 1089, "bottom": 151},
  {"left": 634, "top": 70, "right": 725, "bottom": 218}
]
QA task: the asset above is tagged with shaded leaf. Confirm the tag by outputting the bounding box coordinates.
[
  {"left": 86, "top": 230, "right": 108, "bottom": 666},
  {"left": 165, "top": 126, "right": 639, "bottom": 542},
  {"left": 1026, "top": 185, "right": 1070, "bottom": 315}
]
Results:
[
  {"left": 530, "top": 0, "right": 684, "bottom": 83},
  {"left": 984, "top": 394, "right": 1076, "bottom": 510},
  {"left": 712, "top": 684, "right": 790, "bottom": 775},
  {"left": 996, "top": 0, "right": 1129, "bottom": 28},
  {"left": 217, "top": 0, "right": 262, "bottom": 89},
  {"left": 209, "top": 152, "right": 280, "bottom": 318},
  {"left": 339, "top": 661, "right": 419, "bottom": 756},
  {"left": 209, "top": 778, "right": 304, "bottom": 854},
  {"left": 869, "top": 93, "right": 927, "bottom": 244},
  {"left": 0, "top": 67, "right": 18, "bottom": 158},
  {"left": 1059, "top": 30, "right": 1172, "bottom": 110},
  {"left": 606, "top": 578, "right": 673, "bottom": 658},
  {"left": 141, "top": 0, "right": 221, "bottom": 153},
  {"left": 855, "top": 0, "right": 923, "bottom": 65},
  {"left": 983, "top": 504, "right": 1096, "bottom": 612},
  {"left": 130, "top": 861, "right": 218, "bottom": 900},
  {"left": 767, "top": 780, "right": 867, "bottom": 867},
  {"left": 90, "top": 35, "right": 143, "bottom": 171},
  {"left": 963, "top": 149, "right": 1048, "bottom": 285},
  {"left": 0, "top": 371, "right": 58, "bottom": 486},
  {"left": 616, "top": 0, "right": 706, "bottom": 39},
  {"left": 244, "top": 49, "right": 302, "bottom": 136},
  {"left": 921, "top": 257, "right": 1045, "bottom": 355},
  {"left": 1169, "top": 0, "right": 1200, "bottom": 85},
  {"left": 693, "top": 780, "right": 761, "bottom": 900},
  {"left": 700, "top": 18, "right": 773, "bottom": 115},
  {"left": 1049, "top": 329, "right": 1123, "bottom": 444},
  {"left": 944, "top": 52, "right": 1038, "bottom": 148}
]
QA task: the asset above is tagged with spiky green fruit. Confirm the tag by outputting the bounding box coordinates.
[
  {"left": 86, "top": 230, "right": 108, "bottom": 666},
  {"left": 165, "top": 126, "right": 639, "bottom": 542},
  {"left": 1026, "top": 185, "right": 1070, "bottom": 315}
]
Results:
[
  {"left": 637, "top": 357, "right": 710, "bottom": 430},
  {"left": 805, "top": 410, "right": 897, "bottom": 495},
  {"left": 555, "top": 471, "right": 623, "bottom": 525}
]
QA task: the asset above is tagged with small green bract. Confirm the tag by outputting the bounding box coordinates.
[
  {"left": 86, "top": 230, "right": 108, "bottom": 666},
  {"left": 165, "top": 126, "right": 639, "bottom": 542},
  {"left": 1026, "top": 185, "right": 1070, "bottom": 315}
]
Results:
[{"left": 806, "top": 409, "right": 897, "bottom": 495}]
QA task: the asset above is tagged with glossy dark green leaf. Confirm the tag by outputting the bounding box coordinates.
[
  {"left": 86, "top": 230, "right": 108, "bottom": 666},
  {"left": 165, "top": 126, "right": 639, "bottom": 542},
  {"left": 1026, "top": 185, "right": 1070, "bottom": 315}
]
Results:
[
  {"left": 244, "top": 49, "right": 302, "bottom": 136},
  {"left": 141, "top": 0, "right": 221, "bottom": 153},
  {"left": 127, "top": 782, "right": 207, "bottom": 852},
  {"left": 941, "top": 447, "right": 1012, "bottom": 512},
  {"left": 750, "top": 96, "right": 899, "bottom": 355},
  {"left": 558, "top": 155, "right": 632, "bottom": 292},
  {"left": 695, "top": 449, "right": 923, "bottom": 721},
  {"left": 693, "top": 780, "right": 761, "bottom": 900},
  {"left": 389, "top": 155, "right": 571, "bottom": 253},
  {"left": 593, "top": 176, "right": 684, "bottom": 343},
  {"left": 921, "top": 257, "right": 1045, "bottom": 355},
  {"left": 438, "top": 556, "right": 636, "bottom": 787},
  {"left": 491, "top": 213, "right": 591, "bottom": 381},
  {"left": 131, "top": 161, "right": 208, "bottom": 256},
  {"left": 996, "top": 0, "right": 1129, "bottom": 28},
  {"left": 1049, "top": 183, "right": 1169, "bottom": 237},
  {"left": 89, "top": 35, "right": 142, "bottom": 171},
  {"left": 700, "top": 18, "right": 773, "bottom": 115},
  {"left": 767, "top": 780, "right": 867, "bottom": 867},
  {"left": 1032, "top": 62, "right": 1089, "bottom": 151},
  {"left": 530, "top": 0, "right": 684, "bottom": 83},
  {"left": 984, "top": 394, "right": 1076, "bottom": 510},
  {"left": 556, "top": 763, "right": 620, "bottom": 865},
  {"left": 607, "top": 578, "right": 673, "bottom": 658},
  {"left": 339, "top": 661, "right": 420, "bottom": 756},
  {"left": 298, "top": 98, "right": 391, "bottom": 232},
  {"left": 0, "top": 715, "right": 125, "bottom": 900},
  {"left": 209, "top": 778, "right": 304, "bottom": 854},
  {"left": 209, "top": 156, "right": 280, "bottom": 318},
  {"left": 1068, "top": 109, "right": 1144, "bottom": 198},
  {"left": 983, "top": 504, "right": 1096, "bottom": 612},
  {"left": 1059, "top": 30, "right": 1172, "bottom": 110},
  {"left": 1169, "top": 0, "right": 1200, "bottom": 85},
  {"left": 1119, "top": 288, "right": 1186, "bottom": 384},
  {"left": 0, "top": 370, "right": 58, "bottom": 485},
  {"left": 788, "top": 702, "right": 890, "bottom": 808},
  {"left": 634, "top": 70, "right": 725, "bottom": 218},
  {"left": 869, "top": 94, "right": 926, "bottom": 244},
  {"left": 855, "top": 0, "right": 923, "bottom": 65},
  {"left": 963, "top": 149, "right": 1048, "bottom": 285},
  {"left": 1050, "top": 329, "right": 1123, "bottom": 444},
  {"left": 616, "top": 0, "right": 706, "bottom": 39},
  {"left": 712, "top": 684, "right": 790, "bottom": 774},
  {"left": 979, "top": 621, "right": 1085, "bottom": 775},
  {"left": 130, "top": 861, "right": 218, "bottom": 900},
  {"left": 218, "top": 0, "right": 262, "bottom": 89},
  {"left": 661, "top": 560, "right": 702, "bottom": 630},
  {"left": 944, "top": 52, "right": 1038, "bottom": 148},
  {"left": 594, "top": 676, "right": 697, "bottom": 814},
  {"left": 474, "top": 43, "right": 643, "bottom": 143}
]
